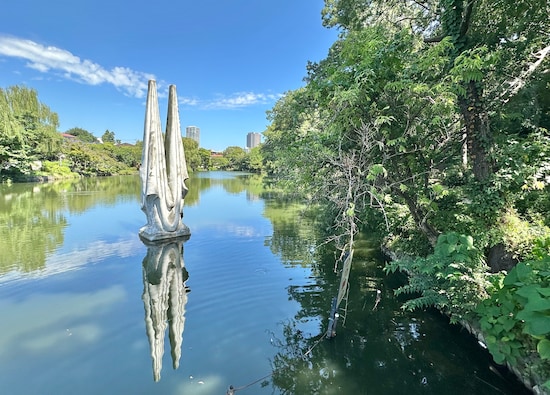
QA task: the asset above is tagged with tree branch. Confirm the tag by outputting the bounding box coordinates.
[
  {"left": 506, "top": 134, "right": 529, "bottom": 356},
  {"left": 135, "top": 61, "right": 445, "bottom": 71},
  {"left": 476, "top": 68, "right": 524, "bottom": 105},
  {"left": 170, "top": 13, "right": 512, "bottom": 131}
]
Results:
[
  {"left": 424, "top": 34, "right": 444, "bottom": 43},
  {"left": 501, "top": 43, "right": 550, "bottom": 103}
]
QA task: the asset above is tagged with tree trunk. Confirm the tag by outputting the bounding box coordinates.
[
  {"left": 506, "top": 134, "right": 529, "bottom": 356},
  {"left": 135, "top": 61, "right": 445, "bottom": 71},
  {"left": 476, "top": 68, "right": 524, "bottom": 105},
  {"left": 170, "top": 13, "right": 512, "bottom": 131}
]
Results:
[
  {"left": 396, "top": 189, "right": 439, "bottom": 246},
  {"left": 458, "top": 81, "right": 492, "bottom": 182}
]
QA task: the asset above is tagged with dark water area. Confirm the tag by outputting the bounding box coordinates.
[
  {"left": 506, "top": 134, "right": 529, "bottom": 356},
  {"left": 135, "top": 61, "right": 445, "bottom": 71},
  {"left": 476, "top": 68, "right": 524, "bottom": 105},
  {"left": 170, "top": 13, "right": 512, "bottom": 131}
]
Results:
[{"left": 0, "top": 172, "right": 530, "bottom": 394}]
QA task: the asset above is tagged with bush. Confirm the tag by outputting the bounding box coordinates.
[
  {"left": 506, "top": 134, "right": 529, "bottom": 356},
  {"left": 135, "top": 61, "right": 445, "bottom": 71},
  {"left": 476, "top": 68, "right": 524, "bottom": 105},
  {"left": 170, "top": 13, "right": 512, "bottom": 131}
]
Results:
[
  {"left": 39, "top": 160, "right": 75, "bottom": 177},
  {"left": 385, "top": 232, "right": 491, "bottom": 322},
  {"left": 476, "top": 255, "right": 550, "bottom": 389}
]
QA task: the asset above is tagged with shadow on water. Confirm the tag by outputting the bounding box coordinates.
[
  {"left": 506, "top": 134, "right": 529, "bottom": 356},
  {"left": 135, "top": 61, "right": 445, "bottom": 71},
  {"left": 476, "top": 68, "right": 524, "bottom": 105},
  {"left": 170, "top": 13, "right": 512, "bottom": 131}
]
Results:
[
  {"left": 141, "top": 236, "right": 190, "bottom": 382},
  {"left": 268, "top": 232, "right": 532, "bottom": 395}
]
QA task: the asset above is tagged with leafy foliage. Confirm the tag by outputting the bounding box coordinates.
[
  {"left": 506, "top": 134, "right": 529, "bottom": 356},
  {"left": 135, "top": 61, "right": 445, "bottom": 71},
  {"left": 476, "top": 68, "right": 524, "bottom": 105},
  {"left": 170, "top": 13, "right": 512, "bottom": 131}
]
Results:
[
  {"left": 385, "top": 232, "right": 490, "bottom": 322},
  {"left": 182, "top": 137, "right": 200, "bottom": 171},
  {"left": 64, "top": 142, "right": 127, "bottom": 176},
  {"left": 0, "top": 86, "right": 61, "bottom": 178},
  {"left": 476, "top": 256, "right": 550, "bottom": 387},
  {"left": 222, "top": 146, "right": 247, "bottom": 170},
  {"left": 101, "top": 129, "right": 115, "bottom": 143},
  {"left": 65, "top": 127, "right": 97, "bottom": 143}
]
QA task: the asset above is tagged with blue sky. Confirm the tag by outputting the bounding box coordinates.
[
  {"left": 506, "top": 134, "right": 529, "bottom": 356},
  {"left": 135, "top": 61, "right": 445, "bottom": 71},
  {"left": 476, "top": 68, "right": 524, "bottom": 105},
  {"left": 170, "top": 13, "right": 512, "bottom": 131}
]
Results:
[{"left": 0, "top": 0, "right": 338, "bottom": 151}]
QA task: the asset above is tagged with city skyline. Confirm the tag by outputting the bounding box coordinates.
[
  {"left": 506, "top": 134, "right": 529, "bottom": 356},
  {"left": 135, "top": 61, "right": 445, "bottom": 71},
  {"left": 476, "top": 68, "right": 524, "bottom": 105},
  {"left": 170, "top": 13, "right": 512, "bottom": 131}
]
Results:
[{"left": 182, "top": 126, "right": 262, "bottom": 151}]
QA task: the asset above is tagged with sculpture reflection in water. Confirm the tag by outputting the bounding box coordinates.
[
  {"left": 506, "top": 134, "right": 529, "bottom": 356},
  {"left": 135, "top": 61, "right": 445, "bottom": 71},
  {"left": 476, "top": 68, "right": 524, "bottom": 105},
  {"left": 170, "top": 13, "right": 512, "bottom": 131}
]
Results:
[{"left": 141, "top": 238, "right": 190, "bottom": 381}]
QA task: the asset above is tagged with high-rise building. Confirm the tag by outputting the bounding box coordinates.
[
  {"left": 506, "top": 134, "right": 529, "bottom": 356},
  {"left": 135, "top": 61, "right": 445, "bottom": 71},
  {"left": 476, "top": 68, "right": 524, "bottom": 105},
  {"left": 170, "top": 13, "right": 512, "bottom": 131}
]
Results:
[
  {"left": 186, "top": 126, "right": 200, "bottom": 146},
  {"left": 246, "top": 132, "right": 261, "bottom": 149}
]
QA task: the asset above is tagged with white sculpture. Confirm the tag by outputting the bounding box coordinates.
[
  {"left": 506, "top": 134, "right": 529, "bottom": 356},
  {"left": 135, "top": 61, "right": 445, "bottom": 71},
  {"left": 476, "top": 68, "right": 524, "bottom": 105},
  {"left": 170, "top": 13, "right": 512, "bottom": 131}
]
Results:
[{"left": 139, "top": 80, "right": 190, "bottom": 241}]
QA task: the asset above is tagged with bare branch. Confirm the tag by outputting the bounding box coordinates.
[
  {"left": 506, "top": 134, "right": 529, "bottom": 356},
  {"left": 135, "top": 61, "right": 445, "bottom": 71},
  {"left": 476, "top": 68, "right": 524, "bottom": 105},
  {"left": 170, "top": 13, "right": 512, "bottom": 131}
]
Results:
[
  {"left": 501, "top": 43, "right": 550, "bottom": 102},
  {"left": 424, "top": 34, "right": 444, "bottom": 43},
  {"left": 409, "top": 0, "right": 431, "bottom": 11}
]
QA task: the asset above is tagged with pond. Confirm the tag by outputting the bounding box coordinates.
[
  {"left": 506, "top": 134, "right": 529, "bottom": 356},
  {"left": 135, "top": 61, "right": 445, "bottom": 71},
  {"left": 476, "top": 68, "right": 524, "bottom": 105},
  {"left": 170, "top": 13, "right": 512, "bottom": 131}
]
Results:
[{"left": 0, "top": 172, "right": 530, "bottom": 394}]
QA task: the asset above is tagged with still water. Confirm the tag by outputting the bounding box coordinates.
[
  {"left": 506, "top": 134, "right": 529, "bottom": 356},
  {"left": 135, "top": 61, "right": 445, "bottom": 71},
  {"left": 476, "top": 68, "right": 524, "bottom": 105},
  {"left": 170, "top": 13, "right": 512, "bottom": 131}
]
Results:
[{"left": 0, "top": 172, "right": 529, "bottom": 395}]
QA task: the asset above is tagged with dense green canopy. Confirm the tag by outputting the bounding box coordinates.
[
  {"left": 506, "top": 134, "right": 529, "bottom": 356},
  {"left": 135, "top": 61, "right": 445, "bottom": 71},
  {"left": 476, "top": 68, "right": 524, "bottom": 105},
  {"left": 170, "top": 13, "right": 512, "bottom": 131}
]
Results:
[
  {"left": 0, "top": 86, "right": 61, "bottom": 175},
  {"left": 262, "top": 2, "right": 550, "bottom": 386},
  {"left": 263, "top": 0, "right": 550, "bottom": 256}
]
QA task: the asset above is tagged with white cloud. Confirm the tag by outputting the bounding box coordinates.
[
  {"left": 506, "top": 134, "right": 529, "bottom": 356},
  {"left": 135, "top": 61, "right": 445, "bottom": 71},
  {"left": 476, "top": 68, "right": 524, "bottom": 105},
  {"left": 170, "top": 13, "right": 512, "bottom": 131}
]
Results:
[
  {"left": 179, "top": 96, "right": 199, "bottom": 106},
  {"left": 0, "top": 35, "right": 155, "bottom": 98},
  {"left": 176, "top": 91, "right": 282, "bottom": 110},
  {"left": 206, "top": 92, "right": 282, "bottom": 109},
  {"left": 0, "top": 237, "right": 143, "bottom": 284},
  {"left": 0, "top": 35, "right": 282, "bottom": 108},
  {"left": 0, "top": 285, "right": 126, "bottom": 359}
]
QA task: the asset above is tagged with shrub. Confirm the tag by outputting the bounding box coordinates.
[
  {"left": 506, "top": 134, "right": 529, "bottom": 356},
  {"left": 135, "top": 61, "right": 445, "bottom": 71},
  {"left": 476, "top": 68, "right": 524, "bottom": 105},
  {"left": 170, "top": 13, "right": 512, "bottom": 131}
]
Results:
[{"left": 385, "top": 232, "right": 491, "bottom": 322}]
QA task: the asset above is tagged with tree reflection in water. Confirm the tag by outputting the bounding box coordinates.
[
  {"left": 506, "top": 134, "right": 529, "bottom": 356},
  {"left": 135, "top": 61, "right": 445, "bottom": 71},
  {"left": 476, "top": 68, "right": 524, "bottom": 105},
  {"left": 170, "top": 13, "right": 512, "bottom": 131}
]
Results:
[
  {"left": 267, "top": 233, "right": 530, "bottom": 395},
  {"left": 141, "top": 237, "right": 190, "bottom": 382}
]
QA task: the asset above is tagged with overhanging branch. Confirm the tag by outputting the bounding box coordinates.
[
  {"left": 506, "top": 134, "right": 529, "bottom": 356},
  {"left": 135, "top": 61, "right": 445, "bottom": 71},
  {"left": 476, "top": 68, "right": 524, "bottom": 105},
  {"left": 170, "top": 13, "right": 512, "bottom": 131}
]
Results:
[{"left": 501, "top": 43, "right": 550, "bottom": 103}]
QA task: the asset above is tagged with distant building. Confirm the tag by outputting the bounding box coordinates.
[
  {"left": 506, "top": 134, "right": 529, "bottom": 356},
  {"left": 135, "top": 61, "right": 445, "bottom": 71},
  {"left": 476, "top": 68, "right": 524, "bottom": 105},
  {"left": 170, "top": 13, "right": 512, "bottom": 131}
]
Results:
[
  {"left": 60, "top": 133, "right": 78, "bottom": 142},
  {"left": 246, "top": 132, "right": 261, "bottom": 149},
  {"left": 186, "top": 126, "right": 200, "bottom": 146}
]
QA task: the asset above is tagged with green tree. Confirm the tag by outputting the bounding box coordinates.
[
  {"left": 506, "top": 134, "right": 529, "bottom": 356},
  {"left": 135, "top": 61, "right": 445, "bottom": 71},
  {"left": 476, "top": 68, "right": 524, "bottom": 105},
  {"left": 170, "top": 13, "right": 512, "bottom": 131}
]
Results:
[
  {"left": 222, "top": 146, "right": 246, "bottom": 170},
  {"left": 66, "top": 127, "right": 97, "bottom": 143},
  {"left": 243, "top": 146, "right": 263, "bottom": 173},
  {"left": 198, "top": 147, "right": 212, "bottom": 170},
  {"left": 102, "top": 129, "right": 115, "bottom": 143},
  {"left": 267, "top": 28, "right": 461, "bottom": 249},
  {"left": 211, "top": 155, "right": 229, "bottom": 170},
  {"left": 266, "top": 0, "right": 550, "bottom": 258},
  {"left": 308, "top": 3, "right": 550, "bottom": 385},
  {"left": 0, "top": 85, "right": 61, "bottom": 178},
  {"left": 102, "top": 142, "right": 141, "bottom": 169},
  {"left": 182, "top": 137, "right": 199, "bottom": 172},
  {"left": 65, "top": 142, "right": 125, "bottom": 176}
]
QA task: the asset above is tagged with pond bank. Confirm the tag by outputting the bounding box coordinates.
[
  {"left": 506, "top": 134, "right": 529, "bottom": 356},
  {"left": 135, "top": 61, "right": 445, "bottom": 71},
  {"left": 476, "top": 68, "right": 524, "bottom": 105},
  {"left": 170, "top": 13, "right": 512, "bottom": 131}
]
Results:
[
  {"left": 381, "top": 244, "right": 549, "bottom": 395},
  {"left": 460, "top": 320, "right": 549, "bottom": 395}
]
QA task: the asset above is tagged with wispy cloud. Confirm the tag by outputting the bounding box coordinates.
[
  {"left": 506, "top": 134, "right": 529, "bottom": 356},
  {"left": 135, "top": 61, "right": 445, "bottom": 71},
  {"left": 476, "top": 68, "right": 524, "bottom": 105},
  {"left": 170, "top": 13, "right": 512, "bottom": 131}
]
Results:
[
  {"left": 0, "top": 35, "right": 282, "bottom": 108},
  {"left": 0, "top": 35, "right": 155, "bottom": 98},
  {"left": 203, "top": 92, "right": 282, "bottom": 109},
  {"left": 178, "top": 96, "right": 199, "bottom": 106}
]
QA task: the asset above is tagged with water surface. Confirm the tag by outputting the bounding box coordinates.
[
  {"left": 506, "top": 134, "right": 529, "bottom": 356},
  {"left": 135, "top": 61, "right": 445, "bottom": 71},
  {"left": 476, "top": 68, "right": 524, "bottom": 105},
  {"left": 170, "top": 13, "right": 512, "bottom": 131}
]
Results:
[{"left": 0, "top": 172, "right": 529, "bottom": 394}]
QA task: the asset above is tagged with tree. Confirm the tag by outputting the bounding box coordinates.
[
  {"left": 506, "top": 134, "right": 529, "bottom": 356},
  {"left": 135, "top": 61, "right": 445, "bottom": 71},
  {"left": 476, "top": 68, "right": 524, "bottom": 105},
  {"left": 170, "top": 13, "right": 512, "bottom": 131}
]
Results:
[
  {"left": 265, "top": 0, "right": 550, "bottom": 260},
  {"left": 198, "top": 148, "right": 212, "bottom": 170},
  {"left": 65, "top": 142, "right": 126, "bottom": 176},
  {"left": 223, "top": 146, "right": 246, "bottom": 170},
  {"left": 182, "top": 137, "right": 200, "bottom": 172},
  {"left": 0, "top": 85, "right": 61, "bottom": 177},
  {"left": 264, "top": 3, "right": 550, "bottom": 386},
  {"left": 243, "top": 146, "right": 263, "bottom": 173},
  {"left": 268, "top": 27, "right": 460, "bottom": 248},
  {"left": 102, "top": 129, "right": 115, "bottom": 143},
  {"left": 321, "top": 0, "right": 550, "bottom": 182},
  {"left": 65, "top": 127, "right": 97, "bottom": 143}
]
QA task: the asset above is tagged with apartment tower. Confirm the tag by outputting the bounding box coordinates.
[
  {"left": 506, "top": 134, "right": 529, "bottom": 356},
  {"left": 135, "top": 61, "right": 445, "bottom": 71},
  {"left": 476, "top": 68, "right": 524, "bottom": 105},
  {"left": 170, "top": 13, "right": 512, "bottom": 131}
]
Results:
[
  {"left": 246, "top": 132, "right": 261, "bottom": 149},
  {"left": 185, "top": 126, "right": 200, "bottom": 146}
]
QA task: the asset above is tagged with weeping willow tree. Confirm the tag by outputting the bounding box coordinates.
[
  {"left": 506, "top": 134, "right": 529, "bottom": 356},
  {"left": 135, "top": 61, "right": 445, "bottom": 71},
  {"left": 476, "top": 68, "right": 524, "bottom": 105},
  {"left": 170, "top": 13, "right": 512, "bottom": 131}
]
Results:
[{"left": 0, "top": 85, "right": 62, "bottom": 177}]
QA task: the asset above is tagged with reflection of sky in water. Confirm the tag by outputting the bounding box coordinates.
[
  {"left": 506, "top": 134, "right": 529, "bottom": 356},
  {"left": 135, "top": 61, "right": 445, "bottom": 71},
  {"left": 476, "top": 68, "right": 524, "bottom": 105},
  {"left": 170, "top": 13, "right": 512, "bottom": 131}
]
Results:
[
  {"left": 393, "top": 318, "right": 423, "bottom": 352},
  {"left": 0, "top": 285, "right": 126, "bottom": 360},
  {"left": 0, "top": 238, "right": 144, "bottom": 284},
  {"left": 186, "top": 186, "right": 266, "bottom": 224},
  {"left": 0, "top": 174, "right": 532, "bottom": 395},
  {"left": 0, "top": 174, "right": 303, "bottom": 394},
  {"left": 62, "top": 200, "right": 143, "bottom": 247}
]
